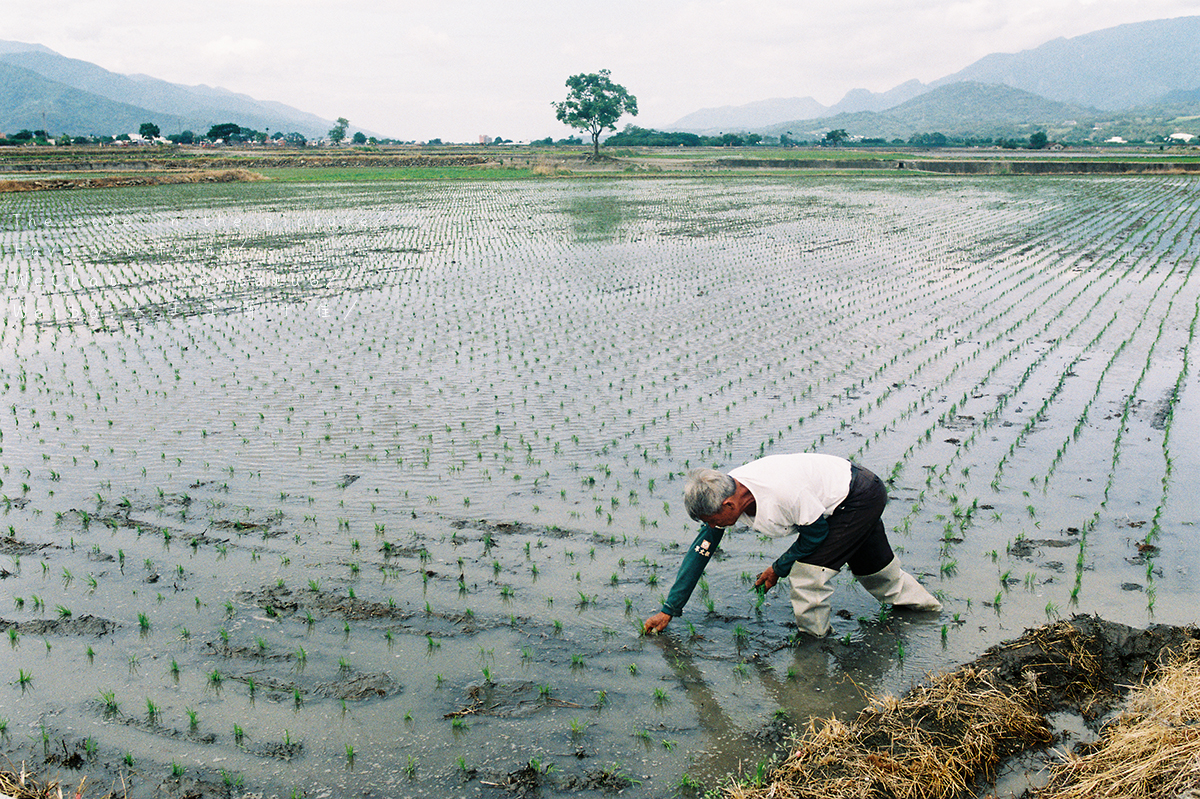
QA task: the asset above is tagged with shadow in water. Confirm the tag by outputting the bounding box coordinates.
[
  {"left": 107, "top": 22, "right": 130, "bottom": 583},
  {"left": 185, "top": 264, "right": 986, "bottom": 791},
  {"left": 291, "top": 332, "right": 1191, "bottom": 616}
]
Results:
[{"left": 648, "top": 619, "right": 914, "bottom": 788}]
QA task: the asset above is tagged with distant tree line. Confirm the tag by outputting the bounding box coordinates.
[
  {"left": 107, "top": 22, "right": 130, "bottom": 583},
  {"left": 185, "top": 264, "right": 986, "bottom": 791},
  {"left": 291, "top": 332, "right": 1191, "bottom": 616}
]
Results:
[
  {"left": 530, "top": 135, "right": 584, "bottom": 146},
  {"left": 0, "top": 118, "right": 416, "bottom": 147},
  {"left": 517, "top": 124, "right": 1196, "bottom": 151},
  {"left": 600, "top": 126, "right": 774, "bottom": 147}
]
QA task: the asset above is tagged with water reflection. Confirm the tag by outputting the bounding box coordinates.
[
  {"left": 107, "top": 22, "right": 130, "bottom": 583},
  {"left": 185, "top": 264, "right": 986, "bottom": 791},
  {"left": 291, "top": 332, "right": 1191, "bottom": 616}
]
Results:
[
  {"left": 648, "top": 620, "right": 914, "bottom": 787},
  {"left": 562, "top": 192, "right": 628, "bottom": 243}
]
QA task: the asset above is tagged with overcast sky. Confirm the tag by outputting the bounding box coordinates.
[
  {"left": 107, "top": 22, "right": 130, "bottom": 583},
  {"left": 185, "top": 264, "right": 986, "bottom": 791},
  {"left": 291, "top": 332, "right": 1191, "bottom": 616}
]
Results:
[{"left": 5, "top": 0, "right": 1200, "bottom": 142}]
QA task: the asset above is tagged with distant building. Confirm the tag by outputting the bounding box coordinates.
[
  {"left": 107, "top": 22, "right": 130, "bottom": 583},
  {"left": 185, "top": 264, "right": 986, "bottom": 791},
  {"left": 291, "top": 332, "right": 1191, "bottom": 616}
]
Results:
[
  {"left": 479, "top": 135, "right": 492, "bottom": 145},
  {"left": 1168, "top": 132, "right": 1196, "bottom": 142},
  {"left": 1104, "top": 136, "right": 1127, "bottom": 144}
]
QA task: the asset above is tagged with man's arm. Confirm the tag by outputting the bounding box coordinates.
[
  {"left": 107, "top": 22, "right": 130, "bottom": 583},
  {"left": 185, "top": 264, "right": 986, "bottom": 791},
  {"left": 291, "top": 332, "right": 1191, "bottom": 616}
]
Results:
[
  {"left": 643, "top": 524, "right": 725, "bottom": 632},
  {"left": 767, "top": 517, "right": 830, "bottom": 578}
]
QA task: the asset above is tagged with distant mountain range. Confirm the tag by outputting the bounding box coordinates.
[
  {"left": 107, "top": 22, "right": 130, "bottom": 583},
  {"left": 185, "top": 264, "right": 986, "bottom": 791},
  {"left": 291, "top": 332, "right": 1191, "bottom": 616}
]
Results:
[
  {"left": 670, "top": 15, "right": 1200, "bottom": 141},
  {"left": 0, "top": 40, "right": 337, "bottom": 139},
  {"left": 5, "top": 15, "right": 1200, "bottom": 144}
]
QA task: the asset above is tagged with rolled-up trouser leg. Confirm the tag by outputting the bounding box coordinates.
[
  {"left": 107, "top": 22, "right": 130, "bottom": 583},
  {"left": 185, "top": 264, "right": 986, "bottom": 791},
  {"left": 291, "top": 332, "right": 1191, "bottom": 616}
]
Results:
[{"left": 788, "top": 563, "right": 839, "bottom": 637}]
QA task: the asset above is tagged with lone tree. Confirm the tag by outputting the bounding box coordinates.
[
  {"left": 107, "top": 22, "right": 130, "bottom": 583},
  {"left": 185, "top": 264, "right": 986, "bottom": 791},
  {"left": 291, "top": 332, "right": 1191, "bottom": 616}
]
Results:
[
  {"left": 139, "top": 122, "right": 160, "bottom": 140},
  {"left": 553, "top": 69, "right": 637, "bottom": 159},
  {"left": 328, "top": 117, "right": 349, "bottom": 145}
]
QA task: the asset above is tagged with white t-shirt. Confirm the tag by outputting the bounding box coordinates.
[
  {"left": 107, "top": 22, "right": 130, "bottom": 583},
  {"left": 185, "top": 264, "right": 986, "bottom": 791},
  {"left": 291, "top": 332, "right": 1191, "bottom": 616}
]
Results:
[{"left": 729, "top": 453, "right": 852, "bottom": 538}]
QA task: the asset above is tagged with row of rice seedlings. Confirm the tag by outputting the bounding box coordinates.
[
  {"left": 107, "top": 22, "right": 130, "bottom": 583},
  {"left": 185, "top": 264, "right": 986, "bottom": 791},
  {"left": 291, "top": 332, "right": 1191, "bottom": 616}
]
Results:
[
  {"left": 981, "top": 187, "right": 1200, "bottom": 610},
  {"left": 884, "top": 182, "right": 1174, "bottom": 530},
  {"left": 863, "top": 178, "right": 1198, "bottom": 614}
]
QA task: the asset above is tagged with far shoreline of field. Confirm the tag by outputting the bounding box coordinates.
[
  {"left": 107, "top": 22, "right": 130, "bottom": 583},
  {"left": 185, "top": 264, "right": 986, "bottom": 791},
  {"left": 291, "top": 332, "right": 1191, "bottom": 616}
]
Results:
[{"left": 2, "top": 142, "right": 1200, "bottom": 190}]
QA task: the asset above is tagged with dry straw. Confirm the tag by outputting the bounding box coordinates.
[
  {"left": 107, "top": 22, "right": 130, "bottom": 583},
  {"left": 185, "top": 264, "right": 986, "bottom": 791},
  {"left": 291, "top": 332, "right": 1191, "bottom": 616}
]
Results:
[
  {"left": 729, "top": 619, "right": 1200, "bottom": 799},
  {"left": 1037, "top": 643, "right": 1200, "bottom": 799},
  {"left": 729, "top": 666, "right": 1051, "bottom": 799},
  {"left": 0, "top": 763, "right": 88, "bottom": 799}
]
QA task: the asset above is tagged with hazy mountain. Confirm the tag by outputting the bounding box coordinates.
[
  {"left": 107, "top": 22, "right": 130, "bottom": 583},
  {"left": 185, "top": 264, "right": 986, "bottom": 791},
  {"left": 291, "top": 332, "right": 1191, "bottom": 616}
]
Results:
[
  {"left": 671, "top": 15, "right": 1200, "bottom": 135},
  {"left": 1161, "top": 87, "right": 1200, "bottom": 103},
  {"left": 0, "top": 61, "right": 194, "bottom": 136},
  {"left": 669, "top": 96, "right": 828, "bottom": 134},
  {"left": 0, "top": 41, "right": 56, "bottom": 56},
  {"left": 759, "top": 82, "right": 1094, "bottom": 141},
  {"left": 930, "top": 15, "right": 1200, "bottom": 110},
  {"left": 823, "top": 79, "right": 929, "bottom": 116},
  {"left": 0, "top": 39, "right": 337, "bottom": 138},
  {"left": 668, "top": 82, "right": 930, "bottom": 133}
]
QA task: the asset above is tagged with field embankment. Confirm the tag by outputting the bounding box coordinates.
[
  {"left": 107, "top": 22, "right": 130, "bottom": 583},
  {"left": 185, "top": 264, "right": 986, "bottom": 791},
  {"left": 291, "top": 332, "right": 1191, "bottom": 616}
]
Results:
[
  {"left": 899, "top": 159, "right": 1200, "bottom": 175},
  {"left": 0, "top": 168, "right": 264, "bottom": 192}
]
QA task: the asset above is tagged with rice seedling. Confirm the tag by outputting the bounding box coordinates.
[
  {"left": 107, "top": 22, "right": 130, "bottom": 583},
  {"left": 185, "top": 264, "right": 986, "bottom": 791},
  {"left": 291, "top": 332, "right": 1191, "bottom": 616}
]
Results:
[{"left": 99, "top": 688, "right": 119, "bottom": 715}]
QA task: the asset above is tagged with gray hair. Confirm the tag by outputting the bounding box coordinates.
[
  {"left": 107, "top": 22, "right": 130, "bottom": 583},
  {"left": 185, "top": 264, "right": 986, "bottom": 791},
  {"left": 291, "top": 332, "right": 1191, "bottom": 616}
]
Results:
[{"left": 683, "top": 468, "right": 736, "bottom": 521}]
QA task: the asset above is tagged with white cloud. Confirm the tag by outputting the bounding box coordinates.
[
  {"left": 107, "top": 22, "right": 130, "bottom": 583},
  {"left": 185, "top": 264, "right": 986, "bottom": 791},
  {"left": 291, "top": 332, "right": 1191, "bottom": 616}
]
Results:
[{"left": 202, "top": 36, "right": 267, "bottom": 60}]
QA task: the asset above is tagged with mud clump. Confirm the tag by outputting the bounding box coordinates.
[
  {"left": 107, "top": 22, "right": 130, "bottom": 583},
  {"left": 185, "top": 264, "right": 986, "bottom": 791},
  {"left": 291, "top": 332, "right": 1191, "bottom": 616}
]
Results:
[
  {"left": 253, "top": 740, "right": 304, "bottom": 761},
  {"left": 492, "top": 761, "right": 546, "bottom": 796},
  {"left": 0, "top": 614, "right": 117, "bottom": 637},
  {"left": 487, "top": 761, "right": 632, "bottom": 796},
  {"left": 316, "top": 671, "right": 401, "bottom": 700},
  {"left": 239, "top": 583, "right": 416, "bottom": 622},
  {"left": 971, "top": 615, "right": 1200, "bottom": 717},
  {"left": 451, "top": 517, "right": 576, "bottom": 539},
  {"left": 564, "top": 768, "right": 635, "bottom": 793}
]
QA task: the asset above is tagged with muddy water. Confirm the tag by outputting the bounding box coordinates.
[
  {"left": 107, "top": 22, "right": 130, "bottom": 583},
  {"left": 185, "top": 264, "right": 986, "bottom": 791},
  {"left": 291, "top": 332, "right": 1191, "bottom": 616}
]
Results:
[{"left": 1, "top": 175, "right": 1198, "bottom": 797}]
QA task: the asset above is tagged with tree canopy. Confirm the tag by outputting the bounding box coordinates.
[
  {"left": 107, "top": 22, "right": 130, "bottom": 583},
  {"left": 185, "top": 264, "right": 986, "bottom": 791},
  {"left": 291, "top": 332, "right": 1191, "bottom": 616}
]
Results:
[
  {"left": 822, "top": 128, "right": 849, "bottom": 146},
  {"left": 206, "top": 122, "right": 242, "bottom": 142},
  {"left": 328, "top": 117, "right": 349, "bottom": 145},
  {"left": 552, "top": 69, "right": 637, "bottom": 158}
]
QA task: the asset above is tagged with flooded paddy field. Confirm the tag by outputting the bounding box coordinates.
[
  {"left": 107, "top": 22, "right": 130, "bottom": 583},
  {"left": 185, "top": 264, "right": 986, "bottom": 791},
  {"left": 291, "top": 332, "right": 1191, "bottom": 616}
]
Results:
[{"left": 1, "top": 175, "right": 1198, "bottom": 798}]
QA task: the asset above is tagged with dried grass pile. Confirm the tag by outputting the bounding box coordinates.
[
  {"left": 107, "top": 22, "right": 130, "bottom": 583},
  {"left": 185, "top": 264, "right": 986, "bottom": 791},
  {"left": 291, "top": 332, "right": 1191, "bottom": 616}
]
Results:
[
  {"left": 729, "top": 667, "right": 1051, "bottom": 799},
  {"left": 1036, "top": 644, "right": 1200, "bottom": 799},
  {"left": 0, "top": 764, "right": 91, "bottom": 799},
  {"left": 729, "top": 617, "right": 1200, "bottom": 799}
]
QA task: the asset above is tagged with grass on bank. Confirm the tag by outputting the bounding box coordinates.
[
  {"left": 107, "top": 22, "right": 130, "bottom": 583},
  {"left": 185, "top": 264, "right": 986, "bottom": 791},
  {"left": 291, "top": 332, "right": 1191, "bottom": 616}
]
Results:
[{"left": 255, "top": 165, "right": 541, "bottom": 182}]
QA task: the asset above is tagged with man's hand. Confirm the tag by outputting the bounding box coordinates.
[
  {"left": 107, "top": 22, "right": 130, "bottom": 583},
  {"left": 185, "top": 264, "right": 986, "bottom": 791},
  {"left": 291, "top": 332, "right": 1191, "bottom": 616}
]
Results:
[
  {"left": 754, "top": 565, "right": 779, "bottom": 591},
  {"left": 643, "top": 612, "right": 672, "bottom": 634}
]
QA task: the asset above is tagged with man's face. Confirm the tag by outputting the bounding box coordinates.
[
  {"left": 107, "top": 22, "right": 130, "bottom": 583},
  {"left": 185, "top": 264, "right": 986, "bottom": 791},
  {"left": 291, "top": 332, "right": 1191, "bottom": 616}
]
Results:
[{"left": 699, "top": 498, "right": 742, "bottom": 529}]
